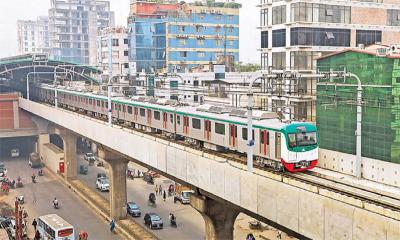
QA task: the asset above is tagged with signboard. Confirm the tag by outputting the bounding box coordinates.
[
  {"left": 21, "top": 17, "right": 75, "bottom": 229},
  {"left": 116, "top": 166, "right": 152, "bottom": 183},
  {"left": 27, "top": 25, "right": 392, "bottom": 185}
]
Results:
[{"left": 214, "top": 65, "right": 226, "bottom": 80}]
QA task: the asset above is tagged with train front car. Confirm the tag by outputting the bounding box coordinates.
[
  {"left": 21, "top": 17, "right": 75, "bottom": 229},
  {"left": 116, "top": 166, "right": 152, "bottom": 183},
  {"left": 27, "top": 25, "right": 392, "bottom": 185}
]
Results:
[{"left": 280, "top": 123, "right": 319, "bottom": 172}]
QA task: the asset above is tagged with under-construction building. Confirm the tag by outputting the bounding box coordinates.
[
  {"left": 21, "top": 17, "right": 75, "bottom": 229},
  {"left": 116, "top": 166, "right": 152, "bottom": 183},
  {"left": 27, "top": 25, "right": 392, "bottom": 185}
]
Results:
[
  {"left": 258, "top": 0, "right": 400, "bottom": 121},
  {"left": 317, "top": 46, "right": 400, "bottom": 164}
]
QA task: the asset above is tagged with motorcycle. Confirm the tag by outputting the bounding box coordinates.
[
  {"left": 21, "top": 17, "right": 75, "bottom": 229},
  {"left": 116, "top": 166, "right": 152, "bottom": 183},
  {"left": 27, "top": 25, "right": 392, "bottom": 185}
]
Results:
[
  {"left": 32, "top": 175, "right": 36, "bottom": 183},
  {"left": 170, "top": 218, "right": 177, "bottom": 228},
  {"left": 16, "top": 177, "right": 23, "bottom": 188},
  {"left": 38, "top": 169, "right": 43, "bottom": 176},
  {"left": 148, "top": 193, "right": 156, "bottom": 207},
  {"left": 53, "top": 201, "right": 59, "bottom": 209},
  {"left": 16, "top": 195, "right": 24, "bottom": 204}
]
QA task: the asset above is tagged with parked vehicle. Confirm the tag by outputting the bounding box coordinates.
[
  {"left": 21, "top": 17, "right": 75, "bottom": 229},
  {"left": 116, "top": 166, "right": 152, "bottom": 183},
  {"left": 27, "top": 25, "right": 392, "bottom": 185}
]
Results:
[
  {"left": 10, "top": 149, "right": 19, "bottom": 158},
  {"left": 37, "top": 214, "right": 74, "bottom": 240},
  {"left": 29, "top": 152, "right": 41, "bottom": 168},
  {"left": 96, "top": 178, "right": 109, "bottom": 192},
  {"left": 143, "top": 174, "right": 154, "bottom": 185},
  {"left": 144, "top": 213, "right": 163, "bottom": 230},
  {"left": 145, "top": 170, "right": 160, "bottom": 178},
  {"left": 127, "top": 202, "right": 141, "bottom": 217},
  {"left": 84, "top": 153, "right": 96, "bottom": 162},
  {"left": 97, "top": 173, "right": 107, "bottom": 180},
  {"left": 174, "top": 185, "right": 194, "bottom": 204}
]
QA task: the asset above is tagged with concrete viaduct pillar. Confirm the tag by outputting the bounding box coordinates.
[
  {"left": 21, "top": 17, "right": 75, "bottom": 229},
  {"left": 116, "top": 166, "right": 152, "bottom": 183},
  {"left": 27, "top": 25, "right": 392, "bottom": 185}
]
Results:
[
  {"left": 190, "top": 194, "right": 240, "bottom": 240},
  {"left": 98, "top": 147, "right": 129, "bottom": 221},
  {"left": 60, "top": 130, "right": 78, "bottom": 180}
]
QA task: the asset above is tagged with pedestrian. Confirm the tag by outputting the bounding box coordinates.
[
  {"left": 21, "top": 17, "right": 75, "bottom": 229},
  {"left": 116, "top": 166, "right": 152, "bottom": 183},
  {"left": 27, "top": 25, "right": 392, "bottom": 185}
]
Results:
[
  {"left": 155, "top": 185, "right": 158, "bottom": 195},
  {"left": 277, "top": 231, "right": 282, "bottom": 239},
  {"left": 23, "top": 209, "right": 28, "bottom": 219},
  {"left": 246, "top": 233, "right": 256, "bottom": 240},
  {"left": 163, "top": 190, "right": 166, "bottom": 202},
  {"left": 32, "top": 219, "right": 37, "bottom": 231},
  {"left": 159, "top": 185, "right": 163, "bottom": 195},
  {"left": 34, "top": 230, "right": 41, "bottom": 240},
  {"left": 110, "top": 219, "right": 116, "bottom": 233}
]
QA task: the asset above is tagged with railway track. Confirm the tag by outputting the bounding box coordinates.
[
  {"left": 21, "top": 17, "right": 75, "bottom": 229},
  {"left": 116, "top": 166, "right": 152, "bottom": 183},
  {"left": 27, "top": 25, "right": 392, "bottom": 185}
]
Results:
[{"left": 42, "top": 101, "right": 400, "bottom": 216}]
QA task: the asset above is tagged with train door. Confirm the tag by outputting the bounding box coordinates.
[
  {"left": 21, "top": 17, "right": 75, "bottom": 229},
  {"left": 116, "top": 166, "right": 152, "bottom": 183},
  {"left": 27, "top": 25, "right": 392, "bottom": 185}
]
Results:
[
  {"left": 260, "top": 130, "right": 269, "bottom": 156},
  {"left": 229, "top": 124, "right": 237, "bottom": 148},
  {"left": 275, "top": 132, "right": 281, "bottom": 159},
  {"left": 204, "top": 120, "right": 211, "bottom": 141},
  {"left": 183, "top": 116, "right": 189, "bottom": 135},
  {"left": 163, "top": 112, "right": 168, "bottom": 129},
  {"left": 147, "top": 109, "right": 152, "bottom": 125},
  {"left": 134, "top": 107, "right": 138, "bottom": 121}
]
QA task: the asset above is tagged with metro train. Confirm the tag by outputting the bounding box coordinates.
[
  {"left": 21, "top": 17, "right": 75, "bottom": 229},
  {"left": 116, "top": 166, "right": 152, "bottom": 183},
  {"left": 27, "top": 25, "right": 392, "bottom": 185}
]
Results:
[{"left": 34, "top": 84, "right": 319, "bottom": 172}]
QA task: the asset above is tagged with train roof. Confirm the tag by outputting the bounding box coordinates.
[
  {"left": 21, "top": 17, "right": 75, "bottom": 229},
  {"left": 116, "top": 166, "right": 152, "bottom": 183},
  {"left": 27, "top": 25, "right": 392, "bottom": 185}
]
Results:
[{"left": 40, "top": 84, "right": 316, "bottom": 132}]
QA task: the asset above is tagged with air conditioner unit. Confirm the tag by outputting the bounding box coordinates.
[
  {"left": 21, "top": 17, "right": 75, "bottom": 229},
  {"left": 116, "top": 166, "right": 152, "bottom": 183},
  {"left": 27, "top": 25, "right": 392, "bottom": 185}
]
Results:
[{"left": 390, "top": 45, "right": 400, "bottom": 54}]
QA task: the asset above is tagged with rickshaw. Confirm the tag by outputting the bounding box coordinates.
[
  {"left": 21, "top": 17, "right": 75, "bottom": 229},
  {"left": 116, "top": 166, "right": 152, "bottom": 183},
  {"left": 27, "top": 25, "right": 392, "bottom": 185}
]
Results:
[
  {"left": 127, "top": 169, "right": 135, "bottom": 180},
  {"left": 1, "top": 182, "right": 9, "bottom": 194},
  {"left": 79, "top": 165, "right": 88, "bottom": 175}
]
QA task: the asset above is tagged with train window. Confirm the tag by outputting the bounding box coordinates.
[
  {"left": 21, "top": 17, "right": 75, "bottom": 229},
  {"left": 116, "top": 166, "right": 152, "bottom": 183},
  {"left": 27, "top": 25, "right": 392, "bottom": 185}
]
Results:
[
  {"left": 123, "top": 105, "right": 126, "bottom": 113},
  {"left": 261, "top": 131, "right": 270, "bottom": 145},
  {"left": 127, "top": 106, "right": 132, "bottom": 114},
  {"left": 154, "top": 111, "right": 161, "bottom": 120},
  {"left": 242, "top": 128, "right": 254, "bottom": 141},
  {"left": 89, "top": 99, "right": 92, "bottom": 104},
  {"left": 105, "top": 102, "right": 108, "bottom": 108},
  {"left": 288, "top": 134, "right": 297, "bottom": 147},
  {"left": 177, "top": 115, "right": 181, "bottom": 125},
  {"left": 140, "top": 108, "right": 145, "bottom": 117},
  {"left": 170, "top": 114, "right": 174, "bottom": 123},
  {"left": 97, "top": 100, "right": 100, "bottom": 107},
  {"left": 215, "top": 123, "right": 225, "bottom": 135},
  {"left": 192, "top": 118, "right": 201, "bottom": 129}
]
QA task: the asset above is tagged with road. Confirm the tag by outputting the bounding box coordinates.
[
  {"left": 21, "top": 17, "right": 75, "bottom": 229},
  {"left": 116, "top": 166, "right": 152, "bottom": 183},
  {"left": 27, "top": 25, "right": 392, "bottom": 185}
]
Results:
[
  {"left": 77, "top": 154, "right": 206, "bottom": 240},
  {"left": 1, "top": 157, "right": 120, "bottom": 240}
]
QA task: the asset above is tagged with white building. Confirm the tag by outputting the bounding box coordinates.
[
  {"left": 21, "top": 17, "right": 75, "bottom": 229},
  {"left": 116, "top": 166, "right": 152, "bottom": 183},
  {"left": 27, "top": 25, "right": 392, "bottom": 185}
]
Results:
[
  {"left": 97, "top": 27, "right": 129, "bottom": 82},
  {"left": 17, "top": 16, "right": 50, "bottom": 55}
]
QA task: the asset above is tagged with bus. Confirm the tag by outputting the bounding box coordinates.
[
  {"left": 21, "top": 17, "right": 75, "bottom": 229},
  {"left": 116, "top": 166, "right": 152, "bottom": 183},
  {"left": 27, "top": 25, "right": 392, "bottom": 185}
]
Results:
[{"left": 37, "top": 214, "right": 75, "bottom": 240}]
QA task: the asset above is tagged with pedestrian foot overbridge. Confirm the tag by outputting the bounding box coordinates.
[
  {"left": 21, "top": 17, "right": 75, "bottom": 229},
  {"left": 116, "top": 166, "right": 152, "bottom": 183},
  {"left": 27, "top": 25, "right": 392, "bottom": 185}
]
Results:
[{"left": 19, "top": 98, "right": 400, "bottom": 240}]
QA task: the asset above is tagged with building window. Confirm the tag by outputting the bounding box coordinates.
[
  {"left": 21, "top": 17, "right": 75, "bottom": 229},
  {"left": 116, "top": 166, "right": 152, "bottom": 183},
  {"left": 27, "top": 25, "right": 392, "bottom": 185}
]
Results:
[
  {"left": 124, "top": 63, "right": 129, "bottom": 68},
  {"left": 180, "top": 51, "right": 188, "bottom": 58},
  {"left": 228, "top": 15, "right": 234, "bottom": 21},
  {"left": 272, "top": 5, "right": 286, "bottom": 25},
  {"left": 215, "top": 26, "right": 221, "bottom": 33},
  {"left": 260, "top": 9, "right": 268, "bottom": 26},
  {"left": 197, "top": 39, "right": 205, "bottom": 45},
  {"left": 192, "top": 118, "right": 201, "bottom": 129},
  {"left": 356, "top": 30, "right": 382, "bottom": 46},
  {"left": 272, "top": 29, "right": 286, "bottom": 47},
  {"left": 272, "top": 52, "right": 286, "bottom": 70},
  {"left": 196, "top": 25, "right": 203, "bottom": 32},
  {"left": 290, "top": 27, "right": 350, "bottom": 47},
  {"left": 215, "top": 39, "right": 222, "bottom": 46},
  {"left": 179, "top": 39, "right": 186, "bottom": 46},
  {"left": 154, "top": 111, "right": 161, "bottom": 120},
  {"left": 112, "top": 39, "right": 119, "bottom": 46},
  {"left": 229, "top": 40, "right": 233, "bottom": 46},
  {"left": 198, "top": 13, "right": 205, "bottom": 19},
  {"left": 124, "top": 51, "right": 128, "bottom": 56},
  {"left": 124, "top": 38, "right": 128, "bottom": 44},
  {"left": 198, "top": 52, "right": 205, "bottom": 58},
  {"left": 261, "top": 53, "right": 268, "bottom": 70},
  {"left": 261, "top": 31, "right": 268, "bottom": 48},
  {"left": 291, "top": 3, "right": 351, "bottom": 24},
  {"left": 228, "top": 27, "right": 234, "bottom": 33},
  {"left": 388, "top": 9, "right": 400, "bottom": 26},
  {"left": 178, "top": 25, "right": 186, "bottom": 32},
  {"left": 215, "top": 15, "right": 222, "bottom": 20},
  {"left": 290, "top": 51, "right": 317, "bottom": 70},
  {"left": 215, "top": 123, "right": 225, "bottom": 135}
]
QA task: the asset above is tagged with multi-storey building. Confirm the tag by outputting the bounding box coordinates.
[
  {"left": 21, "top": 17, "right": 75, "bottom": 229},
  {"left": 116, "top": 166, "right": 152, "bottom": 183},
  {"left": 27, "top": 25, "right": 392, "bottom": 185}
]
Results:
[
  {"left": 259, "top": 0, "right": 400, "bottom": 121},
  {"left": 97, "top": 27, "right": 129, "bottom": 82},
  {"left": 17, "top": 16, "right": 50, "bottom": 55},
  {"left": 128, "top": 0, "right": 240, "bottom": 73},
  {"left": 48, "top": 0, "right": 115, "bottom": 65}
]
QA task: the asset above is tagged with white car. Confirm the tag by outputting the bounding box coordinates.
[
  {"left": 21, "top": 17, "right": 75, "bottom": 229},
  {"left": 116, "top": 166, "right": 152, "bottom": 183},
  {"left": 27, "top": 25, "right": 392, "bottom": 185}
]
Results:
[
  {"left": 96, "top": 178, "right": 110, "bottom": 192},
  {"left": 11, "top": 149, "right": 19, "bottom": 158}
]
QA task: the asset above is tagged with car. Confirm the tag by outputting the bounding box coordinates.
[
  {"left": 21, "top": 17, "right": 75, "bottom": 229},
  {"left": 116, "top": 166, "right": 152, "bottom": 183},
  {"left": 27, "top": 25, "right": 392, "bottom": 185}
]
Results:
[
  {"left": 127, "top": 202, "right": 141, "bottom": 217},
  {"left": 84, "top": 153, "right": 96, "bottom": 161},
  {"left": 144, "top": 213, "right": 163, "bottom": 229},
  {"left": 96, "top": 178, "right": 109, "bottom": 192},
  {"left": 97, "top": 172, "right": 107, "bottom": 180}
]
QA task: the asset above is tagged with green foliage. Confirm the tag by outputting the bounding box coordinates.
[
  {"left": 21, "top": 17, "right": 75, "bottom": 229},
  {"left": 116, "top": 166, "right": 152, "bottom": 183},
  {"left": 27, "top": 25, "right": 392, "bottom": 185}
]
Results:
[{"left": 234, "top": 63, "right": 261, "bottom": 72}]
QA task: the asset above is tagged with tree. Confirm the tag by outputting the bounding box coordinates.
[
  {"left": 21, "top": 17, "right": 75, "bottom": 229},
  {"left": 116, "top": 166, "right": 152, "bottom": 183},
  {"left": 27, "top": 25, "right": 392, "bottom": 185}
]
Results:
[{"left": 234, "top": 62, "right": 261, "bottom": 72}]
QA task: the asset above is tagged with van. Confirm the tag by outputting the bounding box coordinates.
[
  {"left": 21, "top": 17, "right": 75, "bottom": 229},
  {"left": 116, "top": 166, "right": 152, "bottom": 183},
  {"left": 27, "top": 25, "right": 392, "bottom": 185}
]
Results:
[{"left": 29, "top": 152, "right": 41, "bottom": 168}]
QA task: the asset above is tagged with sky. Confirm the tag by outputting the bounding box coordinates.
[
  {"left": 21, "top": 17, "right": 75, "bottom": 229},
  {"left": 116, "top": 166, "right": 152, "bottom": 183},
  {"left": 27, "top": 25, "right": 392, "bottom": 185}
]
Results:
[{"left": 0, "top": 0, "right": 260, "bottom": 64}]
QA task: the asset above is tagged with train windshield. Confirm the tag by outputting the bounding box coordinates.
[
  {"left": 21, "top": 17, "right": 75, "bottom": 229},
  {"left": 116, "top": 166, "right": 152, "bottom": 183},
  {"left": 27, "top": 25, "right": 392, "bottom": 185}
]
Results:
[{"left": 288, "top": 132, "right": 317, "bottom": 147}]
